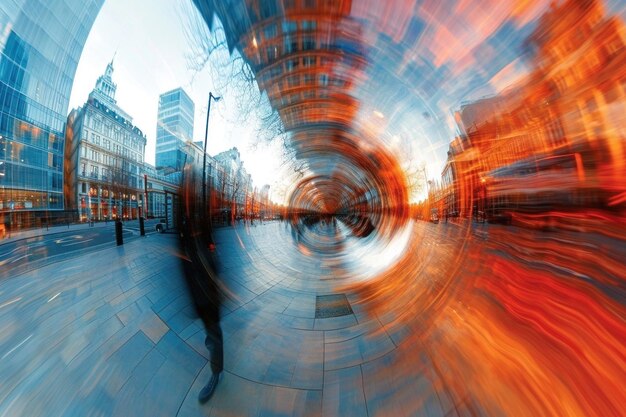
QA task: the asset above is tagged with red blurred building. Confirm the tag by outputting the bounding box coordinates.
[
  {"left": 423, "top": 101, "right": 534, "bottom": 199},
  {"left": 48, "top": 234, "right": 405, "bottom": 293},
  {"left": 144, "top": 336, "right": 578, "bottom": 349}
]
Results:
[{"left": 445, "top": 0, "right": 626, "bottom": 220}]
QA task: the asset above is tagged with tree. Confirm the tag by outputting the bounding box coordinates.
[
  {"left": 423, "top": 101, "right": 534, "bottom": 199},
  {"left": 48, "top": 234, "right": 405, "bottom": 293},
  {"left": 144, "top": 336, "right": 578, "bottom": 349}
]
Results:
[
  {"left": 107, "top": 156, "right": 137, "bottom": 220},
  {"left": 180, "top": 2, "right": 285, "bottom": 145}
]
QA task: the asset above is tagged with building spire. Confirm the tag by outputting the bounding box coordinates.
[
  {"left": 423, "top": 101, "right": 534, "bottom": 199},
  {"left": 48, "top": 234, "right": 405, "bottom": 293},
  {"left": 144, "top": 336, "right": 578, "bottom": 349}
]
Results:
[{"left": 94, "top": 57, "right": 117, "bottom": 104}]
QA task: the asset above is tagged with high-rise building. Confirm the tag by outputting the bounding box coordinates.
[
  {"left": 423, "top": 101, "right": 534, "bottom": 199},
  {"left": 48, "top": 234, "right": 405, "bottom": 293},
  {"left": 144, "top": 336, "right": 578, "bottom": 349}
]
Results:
[
  {"left": 155, "top": 88, "right": 195, "bottom": 171},
  {"left": 0, "top": 0, "right": 103, "bottom": 232},
  {"left": 65, "top": 60, "right": 147, "bottom": 221}
]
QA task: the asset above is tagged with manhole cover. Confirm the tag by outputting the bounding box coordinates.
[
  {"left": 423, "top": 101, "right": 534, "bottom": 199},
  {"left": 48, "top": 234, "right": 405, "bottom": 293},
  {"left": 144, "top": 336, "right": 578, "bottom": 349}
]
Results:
[{"left": 315, "top": 294, "right": 353, "bottom": 318}]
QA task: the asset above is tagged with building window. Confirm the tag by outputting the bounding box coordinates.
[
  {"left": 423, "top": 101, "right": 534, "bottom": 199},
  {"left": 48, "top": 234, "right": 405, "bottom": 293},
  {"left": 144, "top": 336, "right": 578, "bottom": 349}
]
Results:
[
  {"left": 303, "top": 56, "right": 315, "bottom": 67},
  {"left": 301, "top": 20, "right": 316, "bottom": 31},
  {"left": 266, "top": 46, "right": 277, "bottom": 60},
  {"left": 283, "top": 36, "right": 298, "bottom": 54},
  {"left": 286, "top": 59, "right": 299, "bottom": 71},
  {"left": 81, "top": 182, "right": 86, "bottom": 193},
  {"left": 269, "top": 65, "right": 283, "bottom": 78},
  {"left": 263, "top": 23, "right": 277, "bottom": 40},
  {"left": 287, "top": 75, "right": 299, "bottom": 88},
  {"left": 302, "top": 36, "right": 315, "bottom": 50},
  {"left": 282, "top": 20, "right": 297, "bottom": 34},
  {"left": 81, "top": 163, "right": 86, "bottom": 176}
]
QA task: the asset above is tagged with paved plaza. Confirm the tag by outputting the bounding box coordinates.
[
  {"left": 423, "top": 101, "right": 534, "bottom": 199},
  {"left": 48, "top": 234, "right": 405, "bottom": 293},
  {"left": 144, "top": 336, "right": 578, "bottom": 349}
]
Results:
[
  {"left": 0, "top": 220, "right": 468, "bottom": 417},
  {"left": 1, "top": 220, "right": 624, "bottom": 416}
]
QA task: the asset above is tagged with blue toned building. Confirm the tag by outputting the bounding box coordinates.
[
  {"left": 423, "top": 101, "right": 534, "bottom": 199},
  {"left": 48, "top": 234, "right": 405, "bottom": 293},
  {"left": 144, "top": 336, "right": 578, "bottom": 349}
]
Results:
[
  {"left": 0, "top": 0, "right": 103, "bottom": 232},
  {"left": 155, "top": 88, "right": 195, "bottom": 171}
]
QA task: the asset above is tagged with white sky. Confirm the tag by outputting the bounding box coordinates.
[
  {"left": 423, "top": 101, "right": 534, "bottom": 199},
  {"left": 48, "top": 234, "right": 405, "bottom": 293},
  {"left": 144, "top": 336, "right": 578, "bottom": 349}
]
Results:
[{"left": 69, "top": 0, "right": 282, "bottom": 192}]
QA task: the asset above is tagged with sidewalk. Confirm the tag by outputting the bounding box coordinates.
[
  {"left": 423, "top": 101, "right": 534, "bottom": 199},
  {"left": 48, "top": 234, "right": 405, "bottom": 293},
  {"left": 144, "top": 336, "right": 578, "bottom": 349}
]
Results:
[{"left": 0, "top": 222, "right": 463, "bottom": 417}]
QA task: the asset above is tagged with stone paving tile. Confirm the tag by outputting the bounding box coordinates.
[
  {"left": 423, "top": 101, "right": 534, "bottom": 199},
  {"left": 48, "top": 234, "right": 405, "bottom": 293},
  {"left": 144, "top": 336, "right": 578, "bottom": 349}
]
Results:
[
  {"left": 357, "top": 331, "right": 397, "bottom": 363},
  {"left": 322, "top": 366, "right": 368, "bottom": 417},
  {"left": 140, "top": 336, "right": 205, "bottom": 416},
  {"left": 111, "top": 347, "right": 167, "bottom": 416},
  {"left": 324, "top": 318, "right": 384, "bottom": 344},
  {"left": 313, "top": 314, "right": 358, "bottom": 331},
  {"left": 283, "top": 295, "right": 317, "bottom": 318},
  {"left": 324, "top": 337, "right": 364, "bottom": 371},
  {"left": 138, "top": 309, "right": 170, "bottom": 344},
  {"left": 59, "top": 331, "right": 155, "bottom": 417},
  {"left": 203, "top": 370, "right": 265, "bottom": 417},
  {"left": 156, "top": 292, "right": 192, "bottom": 321},
  {"left": 145, "top": 285, "right": 185, "bottom": 310},
  {"left": 116, "top": 299, "right": 149, "bottom": 326},
  {"left": 178, "top": 318, "right": 204, "bottom": 341},
  {"left": 361, "top": 347, "right": 451, "bottom": 417},
  {"left": 278, "top": 314, "right": 316, "bottom": 330},
  {"left": 291, "top": 365, "right": 324, "bottom": 390},
  {"left": 62, "top": 315, "right": 125, "bottom": 366},
  {"left": 162, "top": 304, "right": 197, "bottom": 334}
]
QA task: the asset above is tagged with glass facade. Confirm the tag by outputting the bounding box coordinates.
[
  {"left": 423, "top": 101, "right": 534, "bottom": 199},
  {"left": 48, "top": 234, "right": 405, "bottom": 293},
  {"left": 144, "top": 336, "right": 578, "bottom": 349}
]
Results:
[
  {"left": 0, "top": 0, "right": 103, "bottom": 230},
  {"left": 155, "top": 88, "right": 195, "bottom": 170}
]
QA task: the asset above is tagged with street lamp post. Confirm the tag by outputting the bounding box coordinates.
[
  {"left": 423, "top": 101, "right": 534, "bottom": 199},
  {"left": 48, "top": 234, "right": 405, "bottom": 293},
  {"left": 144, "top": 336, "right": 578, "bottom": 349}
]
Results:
[{"left": 202, "top": 92, "right": 221, "bottom": 235}]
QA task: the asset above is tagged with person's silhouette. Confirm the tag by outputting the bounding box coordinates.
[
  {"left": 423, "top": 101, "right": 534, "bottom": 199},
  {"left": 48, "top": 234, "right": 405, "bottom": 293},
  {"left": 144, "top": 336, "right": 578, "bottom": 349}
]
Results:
[{"left": 179, "top": 216, "right": 223, "bottom": 403}]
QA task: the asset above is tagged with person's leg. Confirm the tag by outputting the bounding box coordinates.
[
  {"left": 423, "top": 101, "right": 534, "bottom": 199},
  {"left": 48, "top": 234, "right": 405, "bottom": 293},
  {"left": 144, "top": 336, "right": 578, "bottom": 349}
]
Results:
[
  {"left": 205, "top": 323, "right": 223, "bottom": 374},
  {"left": 198, "top": 306, "right": 223, "bottom": 403}
]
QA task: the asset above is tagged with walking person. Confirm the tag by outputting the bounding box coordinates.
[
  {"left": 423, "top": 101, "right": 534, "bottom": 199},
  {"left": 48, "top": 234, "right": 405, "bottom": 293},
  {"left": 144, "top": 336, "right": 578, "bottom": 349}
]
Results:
[{"left": 179, "top": 216, "right": 224, "bottom": 403}]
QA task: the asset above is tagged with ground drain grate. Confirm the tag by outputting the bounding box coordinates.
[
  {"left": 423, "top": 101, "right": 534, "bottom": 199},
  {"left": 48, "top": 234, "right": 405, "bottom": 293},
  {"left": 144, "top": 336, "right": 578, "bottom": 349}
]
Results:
[{"left": 315, "top": 294, "right": 353, "bottom": 318}]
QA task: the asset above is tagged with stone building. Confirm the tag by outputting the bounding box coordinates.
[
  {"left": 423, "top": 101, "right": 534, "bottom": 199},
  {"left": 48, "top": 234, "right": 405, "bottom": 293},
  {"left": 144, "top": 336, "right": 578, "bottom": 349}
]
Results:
[{"left": 65, "top": 60, "right": 147, "bottom": 221}]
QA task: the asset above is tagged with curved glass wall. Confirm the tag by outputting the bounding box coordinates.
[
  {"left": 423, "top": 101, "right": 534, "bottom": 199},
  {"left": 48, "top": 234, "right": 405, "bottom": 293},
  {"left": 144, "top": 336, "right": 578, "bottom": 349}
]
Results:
[{"left": 0, "top": 0, "right": 103, "bottom": 230}]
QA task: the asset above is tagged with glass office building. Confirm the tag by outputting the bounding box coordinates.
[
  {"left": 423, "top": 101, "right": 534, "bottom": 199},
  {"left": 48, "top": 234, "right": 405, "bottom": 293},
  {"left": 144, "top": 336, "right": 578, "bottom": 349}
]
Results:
[
  {"left": 155, "top": 88, "right": 195, "bottom": 171},
  {"left": 0, "top": 0, "right": 103, "bottom": 231}
]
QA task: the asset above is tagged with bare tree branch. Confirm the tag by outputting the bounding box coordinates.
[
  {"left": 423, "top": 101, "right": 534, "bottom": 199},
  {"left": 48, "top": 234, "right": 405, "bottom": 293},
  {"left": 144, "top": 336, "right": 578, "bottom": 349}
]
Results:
[{"left": 180, "top": 2, "right": 286, "bottom": 147}]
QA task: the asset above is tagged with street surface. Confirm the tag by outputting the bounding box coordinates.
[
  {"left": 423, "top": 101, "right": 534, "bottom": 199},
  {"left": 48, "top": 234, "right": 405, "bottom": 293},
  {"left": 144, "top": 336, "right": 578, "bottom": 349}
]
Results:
[{"left": 0, "top": 219, "right": 164, "bottom": 279}]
